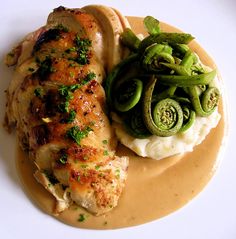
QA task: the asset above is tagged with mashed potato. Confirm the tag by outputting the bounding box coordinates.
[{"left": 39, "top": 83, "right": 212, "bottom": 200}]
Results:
[{"left": 112, "top": 100, "right": 221, "bottom": 160}]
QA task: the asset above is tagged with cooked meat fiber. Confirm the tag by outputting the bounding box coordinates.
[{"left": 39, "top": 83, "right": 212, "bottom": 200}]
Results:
[{"left": 5, "top": 6, "right": 129, "bottom": 215}]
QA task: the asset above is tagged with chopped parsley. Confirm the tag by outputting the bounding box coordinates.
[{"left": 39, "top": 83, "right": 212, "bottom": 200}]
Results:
[
  {"left": 55, "top": 24, "right": 69, "bottom": 32},
  {"left": 78, "top": 213, "right": 86, "bottom": 222},
  {"left": 95, "top": 165, "right": 101, "bottom": 170},
  {"left": 82, "top": 72, "right": 96, "bottom": 84},
  {"left": 65, "top": 109, "right": 76, "bottom": 123},
  {"left": 58, "top": 153, "right": 68, "bottom": 164},
  {"left": 80, "top": 164, "right": 88, "bottom": 168},
  {"left": 58, "top": 85, "right": 74, "bottom": 113},
  {"left": 75, "top": 35, "right": 91, "bottom": 52},
  {"left": 37, "top": 56, "right": 55, "bottom": 79},
  {"left": 66, "top": 126, "right": 93, "bottom": 145},
  {"left": 58, "top": 101, "right": 70, "bottom": 113},
  {"left": 69, "top": 62, "right": 76, "bottom": 67},
  {"left": 58, "top": 72, "right": 96, "bottom": 113},
  {"left": 103, "top": 150, "right": 109, "bottom": 156},
  {"left": 67, "top": 35, "right": 92, "bottom": 65},
  {"left": 115, "top": 169, "right": 121, "bottom": 179},
  {"left": 60, "top": 109, "right": 77, "bottom": 124},
  {"left": 69, "top": 71, "right": 75, "bottom": 77},
  {"left": 65, "top": 47, "right": 77, "bottom": 53},
  {"left": 102, "top": 139, "right": 108, "bottom": 145},
  {"left": 34, "top": 88, "right": 43, "bottom": 97},
  {"left": 59, "top": 72, "right": 96, "bottom": 96}
]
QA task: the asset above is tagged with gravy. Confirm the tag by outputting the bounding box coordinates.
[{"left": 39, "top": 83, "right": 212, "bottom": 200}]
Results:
[{"left": 16, "top": 17, "right": 227, "bottom": 229}]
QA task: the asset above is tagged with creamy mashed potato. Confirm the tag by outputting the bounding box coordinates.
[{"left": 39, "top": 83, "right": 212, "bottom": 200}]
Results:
[{"left": 112, "top": 110, "right": 220, "bottom": 160}]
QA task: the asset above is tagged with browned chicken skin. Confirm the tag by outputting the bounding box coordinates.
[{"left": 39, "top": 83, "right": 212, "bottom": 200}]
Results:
[{"left": 5, "top": 6, "right": 129, "bottom": 215}]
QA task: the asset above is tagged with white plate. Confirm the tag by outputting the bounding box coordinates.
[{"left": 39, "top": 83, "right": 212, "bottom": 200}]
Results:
[{"left": 0, "top": 0, "right": 235, "bottom": 238}]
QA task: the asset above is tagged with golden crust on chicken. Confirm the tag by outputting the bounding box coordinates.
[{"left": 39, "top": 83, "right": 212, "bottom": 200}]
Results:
[{"left": 4, "top": 5, "right": 129, "bottom": 215}]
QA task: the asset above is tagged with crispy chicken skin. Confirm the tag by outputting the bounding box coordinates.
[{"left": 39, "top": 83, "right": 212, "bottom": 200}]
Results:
[{"left": 4, "top": 5, "right": 129, "bottom": 215}]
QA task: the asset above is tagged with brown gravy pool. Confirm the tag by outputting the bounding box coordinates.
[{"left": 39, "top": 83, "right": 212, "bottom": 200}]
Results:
[{"left": 16, "top": 17, "right": 226, "bottom": 229}]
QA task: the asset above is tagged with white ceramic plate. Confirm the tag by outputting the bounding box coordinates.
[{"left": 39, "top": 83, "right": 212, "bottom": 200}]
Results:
[{"left": 0, "top": 0, "right": 235, "bottom": 238}]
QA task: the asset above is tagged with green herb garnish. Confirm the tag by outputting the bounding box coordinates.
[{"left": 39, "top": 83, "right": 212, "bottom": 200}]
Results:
[
  {"left": 95, "top": 165, "right": 101, "bottom": 170},
  {"left": 69, "top": 71, "right": 75, "bottom": 77},
  {"left": 65, "top": 47, "right": 77, "bottom": 53},
  {"left": 78, "top": 213, "right": 86, "bottom": 222},
  {"left": 55, "top": 24, "right": 69, "bottom": 33},
  {"left": 58, "top": 72, "right": 96, "bottom": 113},
  {"left": 102, "top": 139, "right": 108, "bottom": 145},
  {"left": 103, "top": 150, "right": 109, "bottom": 156},
  {"left": 58, "top": 153, "right": 68, "bottom": 164},
  {"left": 80, "top": 164, "right": 88, "bottom": 168},
  {"left": 34, "top": 88, "right": 43, "bottom": 97},
  {"left": 37, "top": 56, "right": 55, "bottom": 79},
  {"left": 65, "top": 109, "right": 76, "bottom": 123},
  {"left": 66, "top": 126, "right": 93, "bottom": 145},
  {"left": 74, "top": 35, "right": 92, "bottom": 65}
]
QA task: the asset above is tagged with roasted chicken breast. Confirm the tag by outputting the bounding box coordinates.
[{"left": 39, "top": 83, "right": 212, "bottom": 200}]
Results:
[{"left": 4, "top": 5, "right": 129, "bottom": 215}]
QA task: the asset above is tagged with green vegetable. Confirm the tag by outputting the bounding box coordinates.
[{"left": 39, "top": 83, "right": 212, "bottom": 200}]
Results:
[
  {"left": 171, "top": 43, "right": 189, "bottom": 58},
  {"left": 124, "top": 106, "right": 151, "bottom": 138},
  {"left": 156, "top": 69, "right": 216, "bottom": 87},
  {"left": 105, "top": 53, "right": 138, "bottom": 105},
  {"left": 179, "top": 106, "right": 196, "bottom": 132},
  {"left": 142, "top": 44, "right": 175, "bottom": 72},
  {"left": 114, "top": 78, "right": 143, "bottom": 112},
  {"left": 160, "top": 62, "right": 189, "bottom": 75},
  {"left": 142, "top": 77, "right": 183, "bottom": 137},
  {"left": 143, "top": 16, "right": 161, "bottom": 35},
  {"left": 104, "top": 15, "right": 220, "bottom": 138},
  {"left": 188, "top": 86, "right": 220, "bottom": 116},
  {"left": 152, "top": 86, "right": 177, "bottom": 103},
  {"left": 139, "top": 32, "right": 194, "bottom": 55},
  {"left": 120, "top": 28, "right": 141, "bottom": 51},
  {"left": 180, "top": 50, "right": 197, "bottom": 70}
]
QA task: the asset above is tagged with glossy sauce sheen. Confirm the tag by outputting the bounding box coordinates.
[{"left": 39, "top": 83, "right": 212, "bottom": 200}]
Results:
[{"left": 16, "top": 17, "right": 226, "bottom": 229}]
